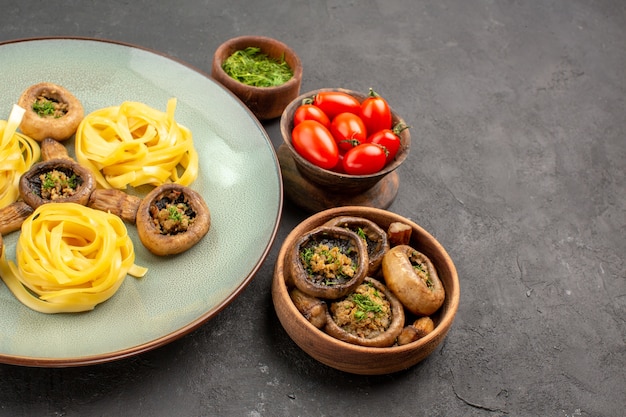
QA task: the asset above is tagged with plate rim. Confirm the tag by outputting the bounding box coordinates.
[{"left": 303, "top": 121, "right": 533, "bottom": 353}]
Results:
[{"left": 0, "top": 36, "right": 284, "bottom": 367}]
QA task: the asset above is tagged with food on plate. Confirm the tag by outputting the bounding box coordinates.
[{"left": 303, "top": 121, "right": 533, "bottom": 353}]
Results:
[
  {"left": 74, "top": 98, "right": 198, "bottom": 190},
  {"left": 17, "top": 82, "right": 84, "bottom": 141},
  {"left": 382, "top": 245, "right": 445, "bottom": 316},
  {"left": 88, "top": 189, "right": 142, "bottom": 224},
  {"left": 40, "top": 137, "right": 71, "bottom": 161},
  {"left": 0, "top": 201, "right": 34, "bottom": 235},
  {"left": 0, "top": 202, "right": 147, "bottom": 314},
  {"left": 289, "top": 287, "right": 327, "bottom": 329},
  {"left": 288, "top": 225, "right": 368, "bottom": 299},
  {"left": 222, "top": 46, "right": 294, "bottom": 87},
  {"left": 19, "top": 158, "right": 96, "bottom": 209},
  {"left": 136, "top": 183, "right": 211, "bottom": 256},
  {"left": 396, "top": 316, "right": 435, "bottom": 346},
  {"left": 324, "top": 277, "right": 405, "bottom": 347},
  {"left": 323, "top": 215, "right": 389, "bottom": 276},
  {"left": 0, "top": 104, "right": 41, "bottom": 209}
]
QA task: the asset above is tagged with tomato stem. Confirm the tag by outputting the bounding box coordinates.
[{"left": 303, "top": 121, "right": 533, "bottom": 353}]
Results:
[{"left": 392, "top": 122, "right": 410, "bottom": 134}]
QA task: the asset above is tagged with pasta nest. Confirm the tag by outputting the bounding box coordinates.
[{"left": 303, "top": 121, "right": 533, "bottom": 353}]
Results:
[
  {"left": 0, "top": 202, "right": 147, "bottom": 313},
  {"left": 75, "top": 98, "right": 199, "bottom": 190},
  {"left": 0, "top": 105, "right": 41, "bottom": 209}
]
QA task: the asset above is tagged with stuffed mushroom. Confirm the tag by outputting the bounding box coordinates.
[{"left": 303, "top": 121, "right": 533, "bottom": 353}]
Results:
[
  {"left": 17, "top": 82, "right": 84, "bottom": 142},
  {"left": 136, "top": 183, "right": 210, "bottom": 256},
  {"left": 19, "top": 158, "right": 96, "bottom": 209}
]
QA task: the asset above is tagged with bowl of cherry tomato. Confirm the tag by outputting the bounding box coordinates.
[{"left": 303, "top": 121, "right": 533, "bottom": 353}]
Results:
[{"left": 279, "top": 88, "right": 411, "bottom": 195}]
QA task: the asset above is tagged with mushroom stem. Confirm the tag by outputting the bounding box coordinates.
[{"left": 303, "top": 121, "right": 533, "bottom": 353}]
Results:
[
  {"left": 0, "top": 201, "right": 33, "bottom": 235},
  {"left": 88, "top": 189, "right": 142, "bottom": 224},
  {"left": 41, "top": 137, "right": 71, "bottom": 161}
]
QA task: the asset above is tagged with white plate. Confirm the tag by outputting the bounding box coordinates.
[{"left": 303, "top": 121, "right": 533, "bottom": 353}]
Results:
[{"left": 0, "top": 38, "right": 283, "bottom": 366}]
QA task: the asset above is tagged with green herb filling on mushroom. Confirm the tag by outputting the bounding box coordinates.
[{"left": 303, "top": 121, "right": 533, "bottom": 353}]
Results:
[
  {"left": 330, "top": 281, "right": 392, "bottom": 339},
  {"left": 39, "top": 169, "right": 79, "bottom": 200},
  {"left": 300, "top": 243, "right": 357, "bottom": 286},
  {"left": 32, "top": 93, "right": 69, "bottom": 118}
]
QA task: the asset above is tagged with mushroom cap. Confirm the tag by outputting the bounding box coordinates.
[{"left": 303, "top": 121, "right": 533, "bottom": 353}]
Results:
[
  {"left": 136, "top": 183, "right": 211, "bottom": 256},
  {"left": 19, "top": 158, "right": 96, "bottom": 209}
]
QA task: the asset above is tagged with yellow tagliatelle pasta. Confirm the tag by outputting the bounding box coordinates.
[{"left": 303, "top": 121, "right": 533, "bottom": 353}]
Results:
[
  {"left": 74, "top": 98, "right": 198, "bottom": 190},
  {"left": 0, "top": 202, "right": 147, "bottom": 314},
  {"left": 0, "top": 104, "right": 41, "bottom": 209}
]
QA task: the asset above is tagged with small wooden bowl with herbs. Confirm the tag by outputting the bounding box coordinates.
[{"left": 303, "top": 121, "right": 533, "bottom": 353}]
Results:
[
  {"left": 211, "top": 35, "right": 303, "bottom": 120},
  {"left": 272, "top": 206, "right": 460, "bottom": 375}
]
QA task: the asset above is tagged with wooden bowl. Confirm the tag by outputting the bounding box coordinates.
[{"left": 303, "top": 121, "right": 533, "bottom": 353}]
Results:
[
  {"left": 279, "top": 88, "right": 411, "bottom": 195},
  {"left": 272, "top": 206, "right": 459, "bottom": 375},
  {"left": 211, "top": 35, "right": 303, "bottom": 120}
]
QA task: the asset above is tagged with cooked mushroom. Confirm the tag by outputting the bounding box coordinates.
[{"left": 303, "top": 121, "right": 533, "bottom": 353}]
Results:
[
  {"left": 135, "top": 183, "right": 211, "bottom": 256},
  {"left": 324, "top": 277, "right": 405, "bottom": 347},
  {"left": 387, "top": 221, "right": 412, "bottom": 247},
  {"left": 0, "top": 201, "right": 34, "bottom": 235},
  {"left": 19, "top": 158, "right": 96, "bottom": 209},
  {"left": 288, "top": 225, "right": 368, "bottom": 300},
  {"left": 324, "top": 215, "right": 389, "bottom": 276},
  {"left": 289, "top": 287, "right": 327, "bottom": 329},
  {"left": 397, "top": 316, "right": 436, "bottom": 346},
  {"left": 40, "top": 137, "right": 71, "bottom": 161},
  {"left": 382, "top": 245, "right": 445, "bottom": 316},
  {"left": 17, "top": 82, "right": 84, "bottom": 141}
]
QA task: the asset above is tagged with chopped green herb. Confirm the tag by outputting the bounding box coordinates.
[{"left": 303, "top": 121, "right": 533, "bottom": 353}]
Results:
[
  {"left": 42, "top": 171, "right": 77, "bottom": 190},
  {"left": 413, "top": 262, "right": 433, "bottom": 288},
  {"left": 222, "top": 46, "right": 293, "bottom": 87},
  {"left": 32, "top": 100, "right": 57, "bottom": 117},
  {"left": 167, "top": 204, "right": 184, "bottom": 222},
  {"left": 42, "top": 173, "right": 57, "bottom": 190},
  {"left": 351, "top": 293, "right": 383, "bottom": 320},
  {"left": 299, "top": 242, "right": 356, "bottom": 284}
]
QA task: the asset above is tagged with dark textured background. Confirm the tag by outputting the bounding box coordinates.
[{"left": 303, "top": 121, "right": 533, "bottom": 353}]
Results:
[{"left": 1, "top": 1, "right": 625, "bottom": 416}]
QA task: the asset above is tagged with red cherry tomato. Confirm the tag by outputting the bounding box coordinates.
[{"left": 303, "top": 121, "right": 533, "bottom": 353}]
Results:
[
  {"left": 330, "top": 112, "right": 368, "bottom": 151},
  {"left": 342, "top": 143, "right": 388, "bottom": 175},
  {"left": 359, "top": 88, "right": 392, "bottom": 134},
  {"left": 366, "top": 123, "right": 408, "bottom": 164},
  {"left": 291, "top": 120, "right": 339, "bottom": 170},
  {"left": 331, "top": 152, "right": 346, "bottom": 173},
  {"left": 313, "top": 91, "right": 361, "bottom": 120},
  {"left": 293, "top": 102, "right": 331, "bottom": 128}
]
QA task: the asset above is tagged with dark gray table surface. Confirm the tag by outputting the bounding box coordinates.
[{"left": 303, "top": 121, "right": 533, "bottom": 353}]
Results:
[{"left": 1, "top": 1, "right": 624, "bottom": 416}]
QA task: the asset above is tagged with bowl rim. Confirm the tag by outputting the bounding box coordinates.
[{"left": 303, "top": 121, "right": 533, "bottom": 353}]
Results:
[
  {"left": 273, "top": 206, "right": 460, "bottom": 355},
  {"left": 279, "top": 88, "right": 411, "bottom": 180},
  {"left": 212, "top": 35, "right": 303, "bottom": 94}
]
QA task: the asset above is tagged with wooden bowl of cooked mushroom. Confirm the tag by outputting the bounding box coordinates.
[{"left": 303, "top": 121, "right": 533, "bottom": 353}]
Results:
[{"left": 271, "top": 206, "right": 460, "bottom": 375}]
